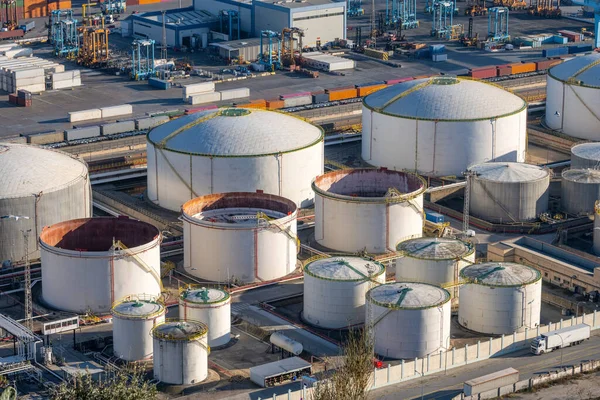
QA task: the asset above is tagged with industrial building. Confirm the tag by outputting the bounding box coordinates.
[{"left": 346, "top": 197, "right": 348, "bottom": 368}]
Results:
[
  {"left": 179, "top": 287, "right": 231, "bottom": 347},
  {"left": 196, "top": 0, "right": 346, "bottom": 46},
  {"left": 111, "top": 295, "right": 166, "bottom": 362},
  {"left": 302, "top": 256, "right": 385, "bottom": 329},
  {"left": 147, "top": 108, "right": 324, "bottom": 211},
  {"left": 312, "top": 168, "right": 425, "bottom": 254},
  {"left": 561, "top": 168, "right": 600, "bottom": 216},
  {"left": 181, "top": 192, "right": 298, "bottom": 283},
  {"left": 362, "top": 77, "right": 528, "bottom": 177},
  {"left": 130, "top": 9, "right": 219, "bottom": 48},
  {"left": 39, "top": 217, "right": 162, "bottom": 314},
  {"left": 210, "top": 37, "right": 262, "bottom": 61},
  {"left": 467, "top": 162, "right": 550, "bottom": 223},
  {"left": 571, "top": 142, "right": 600, "bottom": 169},
  {"left": 458, "top": 262, "right": 542, "bottom": 335},
  {"left": 366, "top": 282, "right": 451, "bottom": 359},
  {"left": 395, "top": 237, "right": 475, "bottom": 305},
  {"left": 0, "top": 144, "right": 91, "bottom": 265},
  {"left": 545, "top": 53, "right": 600, "bottom": 140}
]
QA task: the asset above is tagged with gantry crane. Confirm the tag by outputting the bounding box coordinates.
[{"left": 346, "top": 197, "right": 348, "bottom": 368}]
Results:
[
  {"left": 1, "top": 0, "right": 19, "bottom": 31},
  {"left": 78, "top": 21, "right": 110, "bottom": 67},
  {"left": 465, "top": 0, "right": 488, "bottom": 16},
  {"left": 131, "top": 39, "right": 156, "bottom": 80},
  {"left": 219, "top": 9, "right": 240, "bottom": 40},
  {"left": 488, "top": 7, "right": 510, "bottom": 41},
  {"left": 528, "top": 0, "right": 561, "bottom": 17},
  {"left": 432, "top": 0, "right": 455, "bottom": 37},
  {"left": 385, "top": 0, "right": 420, "bottom": 28},
  {"left": 493, "top": 0, "right": 527, "bottom": 10},
  {"left": 259, "top": 30, "right": 281, "bottom": 71},
  {"left": 281, "top": 27, "right": 304, "bottom": 67},
  {"left": 50, "top": 9, "right": 79, "bottom": 58},
  {"left": 347, "top": 0, "right": 365, "bottom": 16},
  {"left": 571, "top": 0, "right": 599, "bottom": 47}
]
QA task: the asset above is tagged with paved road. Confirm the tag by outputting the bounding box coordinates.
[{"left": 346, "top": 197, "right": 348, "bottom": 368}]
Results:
[{"left": 370, "top": 331, "right": 600, "bottom": 400}]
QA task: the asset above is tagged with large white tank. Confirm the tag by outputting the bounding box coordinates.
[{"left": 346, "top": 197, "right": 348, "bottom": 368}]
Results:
[
  {"left": 571, "top": 142, "right": 600, "bottom": 169},
  {"left": 366, "top": 282, "right": 451, "bottom": 359},
  {"left": 362, "top": 77, "right": 527, "bottom": 177},
  {"left": 147, "top": 108, "right": 324, "bottom": 211},
  {"left": 458, "top": 262, "right": 542, "bottom": 335},
  {"left": 561, "top": 169, "right": 600, "bottom": 216},
  {"left": 151, "top": 320, "right": 209, "bottom": 385},
  {"left": 182, "top": 192, "right": 297, "bottom": 283},
  {"left": 40, "top": 217, "right": 162, "bottom": 314},
  {"left": 545, "top": 53, "right": 600, "bottom": 140},
  {"left": 594, "top": 201, "right": 600, "bottom": 256},
  {"left": 179, "top": 287, "right": 231, "bottom": 347},
  {"left": 313, "top": 168, "right": 425, "bottom": 253},
  {"left": 395, "top": 237, "right": 475, "bottom": 306},
  {"left": 0, "top": 143, "right": 91, "bottom": 264},
  {"left": 111, "top": 295, "right": 166, "bottom": 361},
  {"left": 303, "top": 256, "right": 386, "bottom": 329},
  {"left": 468, "top": 162, "right": 550, "bottom": 223}
]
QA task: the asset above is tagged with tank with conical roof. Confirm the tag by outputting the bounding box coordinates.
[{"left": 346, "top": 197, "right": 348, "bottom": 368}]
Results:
[
  {"left": 0, "top": 143, "right": 91, "bottom": 264},
  {"left": 151, "top": 319, "right": 209, "bottom": 385},
  {"left": 362, "top": 76, "right": 527, "bottom": 177},
  {"left": 366, "top": 282, "right": 451, "bottom": 359},
  {"left": 546, "top": 53, "right": 600, "bottom": 140},
  {"left": 179, "top": 287, "right": 231, "bottom": 347},
  {"left": 468, "top": 162, "right": 550, "bottom": 222},
  {"left": 303, "top": 256, "right": 386, "bottom": 329},
  {"left": 571, "top": 142, "right": 600, "bottom": 169},
  {"left": 561, "top": 168, "right": 600, "bottom": 215},
  {"left": 458, "top": 262, "right": 542, "bottom": 335},
  {"left": 395, "top": 237, "right": 474, "bottom": 305},
  {"left": 112, "top": 295, "right": 166, "bottom": 361},
  {"left": 146, "top": 108, "right": 324, "bottom": 211}
]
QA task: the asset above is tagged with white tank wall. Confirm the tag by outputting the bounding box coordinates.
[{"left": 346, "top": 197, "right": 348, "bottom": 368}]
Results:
[
  {"left": 303, "top": 273, "right": 386, "bottom": 329},
  {"left": 369, "top": 301, "right": 451, "bottom": 359},
  {"left": 183, "top": 214, "right": 297, "bottom": 283},
  {"left": 314, "top": 194, "right": 423, "bottom": 253},
  {"left": 153, "top": 338, "right": 208, "bottom": 385},
  {"left": 458, "top": 280, "right": 542, "bottom": 335},
  {"left": 148, "top": 142, "right": 324, "bottom": 211},
  {"left": 561, "top": 179, "right": 600, "bottom": 216},
  {"left": 594, "top": 203, "right": 600, "bottom": 256},
  {"left": 41, "top": 242, "right": 161, "bottom": 314},
  {"left": 113, "top": 313, "right": 165, "bottom": 361},
  {"left": 545, "top": 75, "right": 600, "bottom": 140},
  {"left": 180, "top": 300, "right": 231, "bottom": 347},
  {"left": 362, "top": 107, "right": 527, "bottom": 177}
]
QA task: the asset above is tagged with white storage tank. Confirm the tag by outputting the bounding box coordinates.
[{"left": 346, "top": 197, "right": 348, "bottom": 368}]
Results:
[
  {"left": 40, "top": 217, "right": 162, "bottom": 314},
  {"left": 313, "top": 168, "right": 425, "bottom": 254},
  {"left": 571, "top": 142, "right": 600, "bottom": 169},
  {"left": 111, "top": 295, "right": 166, "bottom": 361},
  {"left": 458, "top": 262, "right": 542, "bottom": 335},
  {"left": 366, "top": 282, "right": 451, "bottom": 359},
  {"left": 147, "top": 108, "right": 324, "bottom": 211},
  {"left": 182, "top": 192, "right": 297, "bottom": 283},
  {"left": 395, "top": 237, "right": 475, "bottom": 305},
  {"left": 561, "top": 169, "right": 600, "bottom": 215},
  {"left": 303, "top": 256, "right": 386, "bottom": 329},
  {"left": 594, "top": 201, "right": 600, "bottom": 256},
  {"left": 545, "top": 53, "right": 600, "bottom": 140},
  {"left": 179, "top": 287, "right": 231, "bottom": 347},
  {"left": 0, "top": 143, "right": 91, "bottom": 264},
  {"left": 468, "top": 162, "right": 550, "bottom": 223},
  {"left": 362, "top": 77, "right": 527, "bottom": 177},
  {"left": 152, "top": 319, "right": 209, "bottom": 385}
]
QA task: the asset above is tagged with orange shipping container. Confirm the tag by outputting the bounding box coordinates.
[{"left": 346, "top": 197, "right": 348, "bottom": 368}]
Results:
[
  {"left": 510, "top": 62, "right": 536, "bottom": 74},
  {"left": 24, "top": 0, "right": 47, "bottom": 18},
  {"left": 266, "top": 99, "right": 284, "bottom": 110},
  {"left": 138, "top": 0, "right": 160, "bottom": 4},
  {"left": 357, "top": 84, "right": 387, "bottom": 97},
  {"left": 328, "top": 88, "right": 358, "bottom": 101}
]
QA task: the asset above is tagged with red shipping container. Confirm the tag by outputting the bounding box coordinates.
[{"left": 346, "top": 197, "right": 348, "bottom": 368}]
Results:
[
  {"left": 8, "top": 94, "right": 18, "bottom": 105},
  {"left": 496, "top": 65, "right": 512, "bottom": 76},
  {"left": 469, "top": 67, "right": 497, "bottom": 79}
]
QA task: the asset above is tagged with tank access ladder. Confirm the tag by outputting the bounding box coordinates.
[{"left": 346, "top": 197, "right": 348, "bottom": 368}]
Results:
[{"left": 112, "top": 240, "right": 163, "bottom": 290}]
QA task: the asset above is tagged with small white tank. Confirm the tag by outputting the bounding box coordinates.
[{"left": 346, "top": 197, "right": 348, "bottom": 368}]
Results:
[
  {"left": 152, "top": 320, "right": 209, "bottom": 385},
  {"left": 458, "top": 262, "right": 542, "bottom": 335},
  {"left": 179, "top": 287, "right": 231, "bottom": 348},
  {"left": 270, "top": 332, "right": 303, "bottom": 355},
  {"left": 366, "top": 282, "right": 451, "bottom": 359},
  {"left": 111, "top": 295, "right": 166, "bottom": 361},
  {"left": 303, "top": 256, "right": 386, "bottom": 329}
]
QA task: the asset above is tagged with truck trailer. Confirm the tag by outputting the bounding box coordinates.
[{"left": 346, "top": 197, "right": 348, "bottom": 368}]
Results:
[
  {"left": 530, "top": 324, "right": 591, "bottom": 355},
  {"left": 464, "top": 368, "right": 519, "bottom": 396}
]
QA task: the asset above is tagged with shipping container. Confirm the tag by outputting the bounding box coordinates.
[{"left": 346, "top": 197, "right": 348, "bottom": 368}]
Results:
[
  {"left": 425, "top": 212, "right": 445, "bottom": 224},
  {"left": 19, "top": 21, "right": 35, "bottom": 32},
  {"left": 17, "top": 89, "right": 31, "bottom": 99},
  {"left": 283, "top": 95, "right": 312, "bottom": 108},
  {"left": 469, "top": 67, "right": 497, "bottom": 79},
  {"left": 149, "top": 77, "right": 171, "bottom": 90},
  {"left": 496, "top": 65, "right": 512, "bottom": 76},
  {"left": 280, "top": 91, "right": 311, "bottom": 99},
  {"left": 101, "top": 120, "right": 136, "bottom": 135},
  {"left": 430, "top": 44, "right": 446, "bottom": 54},
  {"left": 464, "top": 368, "right": 519, "bottom": 396},
  {"left": 8, "top": 93, "right": 18, "bottom": 105},
  {"left": 69, "top": 108, "right": 102, "bottom": 122},
  {"left": 266, "top": 99, "right": 285, "bottom": 109},
  {"left": 357, "top": 84, "right": 387, "bottom": 97},
  {"left": 100, "top": 104, "right": 133, "bottom": 119},
  {"left": 327, "top": 88, "right": 358, "bottom": 101},
  {"left": 65, "top": 126, "right": 101, "bottom": 141},
  {"left": 0, "top": 30, "right": 25, "bottom": 41},
  {"left": 220, "top": 87, "right": 250, "bottom": 101},
  {"left": 188, "top": 91, "right": 221, "bottom": 105},
  {"left": 135, "top": 115, "right": 170, "bottom": 130},
  {"left": 568, "top": 44, "right": 593, "bottom": 54},
  {"left": 510, "top": 62, "right": 536, "bottom": 74},
  {"left": 182, "top": 81, "right": 214, "bottom": 100},
  {"left": 26, "top": 131, "right": 65, "bottom": 144},
  {"left": 312, "top": 93, "right": 330, "bottom": 103},
  {"left": 432, "top": 53, "right": 448, "bottom": 62}
]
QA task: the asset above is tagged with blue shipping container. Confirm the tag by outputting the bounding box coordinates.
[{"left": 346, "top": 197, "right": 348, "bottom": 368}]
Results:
[
  {"left": 568, "top": 44, "right": 593, "bottom": 54},
  {"left": 149, "top": 78, "right": 171, "bottom": 90},
  {"left": 425, "top": 212, "right": 445, "bottom": 224},
  {"left": 430, "top": 44, "right": 446, "bottom": 54}
]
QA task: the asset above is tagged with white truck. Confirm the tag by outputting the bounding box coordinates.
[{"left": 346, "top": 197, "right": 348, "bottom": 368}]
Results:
[{"left": 530, "top": 324, "right": 591, "bottom": 355}]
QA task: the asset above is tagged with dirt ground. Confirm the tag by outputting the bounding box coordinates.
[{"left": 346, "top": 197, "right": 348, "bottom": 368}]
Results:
[{"left": 511, "top": 372, "right": 600, "bottom": 400}]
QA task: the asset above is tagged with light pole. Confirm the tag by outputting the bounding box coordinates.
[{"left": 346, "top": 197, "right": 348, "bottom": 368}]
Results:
[
  {"left": 414, "top": 368, "right": 424, "bottom": 400},
  {"left": 576, "top": 301, "right": 585, "bottom": 318}
]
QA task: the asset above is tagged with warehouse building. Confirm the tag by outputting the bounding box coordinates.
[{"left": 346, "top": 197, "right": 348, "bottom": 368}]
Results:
[
  {"left": 194, "top": 0, "right": 253, "bottom": 36},
  {"left": 210, "top": 37, "right": 262, "bottom": 61}
]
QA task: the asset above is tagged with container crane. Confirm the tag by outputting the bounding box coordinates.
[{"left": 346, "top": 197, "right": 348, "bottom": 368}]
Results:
[
  {"left": 1, "top": 0, "right": 19, "bottom": 31},
  {"left": 386, "top": 0, "right": 419, "bottom": 28},
  {"left": 219, "top": 9, "right": 240, "bottom": 40},
  {"left": 131, "top": 39, "right": 156, "bottom": 80},
  {"left": 431, "top": 0, "right": 455, "bottom": 37},
  {"left": 488, "top": 7, "right": 510, "bottom": 42},
  {"left": 259, "top": 30, "right": 281, "bottom": 71},
  {"left": 281, "top": 27, "right": 303, "bottom": 67},
  {"left": 528, "top": 0, "right": 561, "bottom": 17},
  {"left": 347, "top": 0, "right": 365, "bottom": 16},
  {"left": 465, "top": 0, "right": 488, "bottom": 16},
  {"left": 571, "top": 0, "right": 599, "bottom": 47}
]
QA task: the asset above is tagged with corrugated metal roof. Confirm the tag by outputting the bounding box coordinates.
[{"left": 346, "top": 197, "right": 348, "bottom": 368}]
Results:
[
  {"left": 571, "top": 142, "right": 600, "bottom": 162},
  {"left": 148, "top": 109, "right": 323, "bottom": 156},
  {"left": 397, "top": 237, "right": 473, "bottom": 260},
  {"left": 549, "top": 53, "right": 600, "bottom": 87},
  {"left": 460, "top": 262, "right": 540, "bottom": 286},
  {"left": 363, "top": 77, "right": 526, "bottom": 121},
  {"left": 181, "top": 287, "right": 230, "bottom": 304},
  {"left": 305, "top": 256, "right": 385, "bottom": 281},
  {"left": 0, "top": 144, "right": 88, "bottom": 199},
  {"left": 469, "top": 162, "right": 548, "bottom": 182},
  {"left": 563, "top": 168, "right": 600, "bottom": 183},
  {"left": 112, "top": 300, "right": 163, "bottom": 316},
  {"left": 367, "top": 282, "right": 450, "bottom": 309}
]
